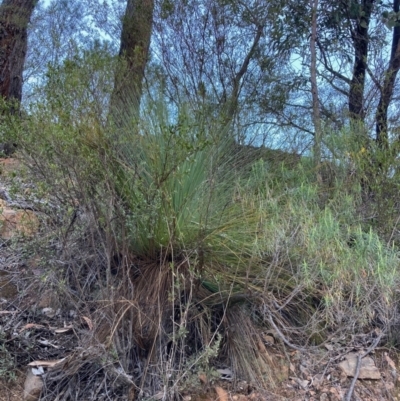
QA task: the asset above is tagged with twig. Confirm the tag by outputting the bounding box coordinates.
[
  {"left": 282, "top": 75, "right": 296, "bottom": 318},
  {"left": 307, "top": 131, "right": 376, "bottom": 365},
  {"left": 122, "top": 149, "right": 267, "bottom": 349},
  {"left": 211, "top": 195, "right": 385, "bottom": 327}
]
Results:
[
  {"left": 387, "top": 213, "right": 400, "bottom": 246},
  {"left": 267, "top": 312, "right": 308, "bottom": 352},
  {"left": 345, "top": 353, "right": 362, "bottom": 401},
  {"left": 345, "top": 331, "right": 383, "bottom": 401}
]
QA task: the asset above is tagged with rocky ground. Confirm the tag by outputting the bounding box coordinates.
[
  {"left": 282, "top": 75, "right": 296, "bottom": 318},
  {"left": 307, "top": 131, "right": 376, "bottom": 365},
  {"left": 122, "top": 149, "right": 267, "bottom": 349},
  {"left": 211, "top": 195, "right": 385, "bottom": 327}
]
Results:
[{"left": 1, "top": 156, "right": 400, "bottom": 401}]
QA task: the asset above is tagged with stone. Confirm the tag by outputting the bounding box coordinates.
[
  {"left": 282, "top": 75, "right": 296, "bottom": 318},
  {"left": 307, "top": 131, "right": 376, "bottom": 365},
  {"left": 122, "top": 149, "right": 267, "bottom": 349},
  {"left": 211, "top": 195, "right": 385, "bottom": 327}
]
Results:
[
  {"left": 23, "top": 368, "right": 43, "bottom": 401},
  {"left": 338, "top": 353, "right": 381, "bottom": 380},
  {"left": 0, "top": 199, "right": 39, "bottom": 239}
]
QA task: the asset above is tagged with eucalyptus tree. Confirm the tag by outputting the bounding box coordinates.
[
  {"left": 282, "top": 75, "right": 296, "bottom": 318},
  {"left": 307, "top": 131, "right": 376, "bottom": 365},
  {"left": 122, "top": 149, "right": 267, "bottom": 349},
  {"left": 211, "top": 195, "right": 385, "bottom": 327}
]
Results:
[
  {"left": 314, "top": 0, "right": 396, "bottom": 137},
  {"left": 277, "top": 0, "right": 400, "bottom": 158},
  {"left": 310, "top": 0, "right": 322, "bottom": 178},
  {"left": 152, "top": 0, "right": 298, "bottom": 144},
  {"left": 24, "top": 0, "right": 98, "bottom": 103},
  {"left": 375, "top": 0, "right": 400, "bottom": 149},
  {"left": 109, "top": 0, "right": 155, "bottom": 126},
  {"left": 0, "top": 0, "right": 37, "bottom": 108}
]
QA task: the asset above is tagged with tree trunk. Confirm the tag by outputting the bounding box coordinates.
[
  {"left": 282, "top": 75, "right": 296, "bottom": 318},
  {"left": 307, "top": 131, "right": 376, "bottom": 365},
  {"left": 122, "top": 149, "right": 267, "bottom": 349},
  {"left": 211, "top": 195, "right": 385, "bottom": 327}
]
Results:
[
  {"left": 110, "top": 0, "right": 155, "bottom": 127},
  {"left": 0, "top": 0, "right": 37, "bottom": 108},
  {"left": 348, "top": 0, "right": 374, "bottom": 121},
  {"left": 310, "top": 0, "right": 322, "bottom": 182},
  {"left": 223, "top": 23, "right": 263, "bottom": 126},
  {"left": 375, "top": 0, "right": 400, "bottom": 150}
]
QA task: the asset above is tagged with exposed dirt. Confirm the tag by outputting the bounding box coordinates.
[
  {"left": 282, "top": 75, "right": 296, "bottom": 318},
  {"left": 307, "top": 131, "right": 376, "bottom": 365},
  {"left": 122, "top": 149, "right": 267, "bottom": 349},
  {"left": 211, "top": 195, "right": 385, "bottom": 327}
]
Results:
[
  {"left": 0, "top": 157, "right": 23, "bottom": 176},
  {"left": 2, "top": 346, "right": 399, "bottom": 401},
  {"left": 0, "top": 373, "right": 25, "bottom": 401},
  {"left": 2, "top": 290, "right": 400, "bottom": 401}
]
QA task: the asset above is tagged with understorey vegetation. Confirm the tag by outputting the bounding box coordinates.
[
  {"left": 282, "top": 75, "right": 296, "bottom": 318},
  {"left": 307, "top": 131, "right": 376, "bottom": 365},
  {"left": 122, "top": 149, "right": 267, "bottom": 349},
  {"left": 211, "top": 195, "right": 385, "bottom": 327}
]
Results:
[{"left": 1, "top": 50, "right": 400, "bottom": 399}]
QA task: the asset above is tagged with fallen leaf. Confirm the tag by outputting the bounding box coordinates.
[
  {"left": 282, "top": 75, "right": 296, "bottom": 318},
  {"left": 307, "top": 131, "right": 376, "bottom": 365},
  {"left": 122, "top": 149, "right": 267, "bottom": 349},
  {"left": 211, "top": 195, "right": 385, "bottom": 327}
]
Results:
[
  {"left": 261, "top": 333, "right": 275, "bottom": 344},
  {"left": 384, "top": 353, "right": 397, "bottom": 371},
  {"left": 37, "top": 339, "right": 60, "bottom": 349},
  {"left": 198, "top": 373, "right": 208, "bottom": 384},
  {"left": 81, "top": 316, "right": 93, "bottom": 330},
  {"left": 290, "top": 377, "right": 310, "bottom": 390},
  {"left": 54, "top": 325, "right": 73, "bottom": 334},
  {"left": 328, "top": 386, "right": 343, "bottom": 400},
  {"left": 215, "top": 386, "right": 228, "bottom": 401},
  {"left": 299, "top": 364, "right": 310, "bottom": 377},
  {"left": 289, "top": 362, "right": 296, "bottom": 373},
  {"left": 28, "top": 358, "right": 66, "bottom": 368},
  {"left": 128, "top": 385, "right": 135, "bottom": 401},
  {"left": 20, "top": 323, "right": 45, "bottom": 333}
]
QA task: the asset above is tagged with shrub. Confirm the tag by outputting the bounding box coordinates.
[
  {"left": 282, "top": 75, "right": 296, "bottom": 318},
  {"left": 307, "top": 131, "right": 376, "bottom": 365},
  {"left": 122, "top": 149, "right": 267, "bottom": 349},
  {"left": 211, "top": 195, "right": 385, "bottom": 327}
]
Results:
[{"left": 3, "top": 55, "right": 400, "bottom": 398}]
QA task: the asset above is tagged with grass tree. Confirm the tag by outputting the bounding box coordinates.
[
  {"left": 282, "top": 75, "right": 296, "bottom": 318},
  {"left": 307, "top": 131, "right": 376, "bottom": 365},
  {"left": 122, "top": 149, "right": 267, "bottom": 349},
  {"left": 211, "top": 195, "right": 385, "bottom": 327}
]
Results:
[{"left": 4, "top": 46, "right": 400, "bottom": 398}]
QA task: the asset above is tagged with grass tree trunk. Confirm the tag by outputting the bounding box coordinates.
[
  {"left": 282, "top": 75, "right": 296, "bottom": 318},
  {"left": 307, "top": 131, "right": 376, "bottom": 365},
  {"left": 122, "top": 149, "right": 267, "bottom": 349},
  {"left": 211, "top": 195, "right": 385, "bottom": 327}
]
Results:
[
  {"left": 109, "top": 0, "right": 155, "bottom": 128},
  {"left": 0, "top": 0, "right": 37, "bottom": 109},
  {"left": 310, "top": 0, "right": 322, "bottom": 183}
]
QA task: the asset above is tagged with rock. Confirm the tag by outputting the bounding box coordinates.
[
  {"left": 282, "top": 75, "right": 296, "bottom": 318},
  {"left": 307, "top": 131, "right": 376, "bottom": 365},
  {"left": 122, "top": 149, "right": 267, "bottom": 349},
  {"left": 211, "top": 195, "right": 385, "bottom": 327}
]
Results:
[
  {"left": 42, "top": 307, "right": 55, "bottom": 318},
  {"left": 0, "top": 186, "right": 11, "bottom": 201},
  {"left": 23, "top": 368, "right": 43, "bottom": 401},
  {"left": 0, "top": 199, "right": 39, "bottom": 239},
  {"left": 0, "top": 143, "right": 17, "bottom": 157},
  {"left": 338, "top": 353, "right": 381, "bottom": 380}
]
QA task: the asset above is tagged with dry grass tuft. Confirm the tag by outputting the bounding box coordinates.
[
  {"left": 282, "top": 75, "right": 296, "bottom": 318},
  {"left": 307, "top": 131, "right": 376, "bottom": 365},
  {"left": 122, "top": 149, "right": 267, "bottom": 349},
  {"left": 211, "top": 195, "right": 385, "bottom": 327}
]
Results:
[{"left": 226, "top": 306, "right": 276, "bottom": 388}]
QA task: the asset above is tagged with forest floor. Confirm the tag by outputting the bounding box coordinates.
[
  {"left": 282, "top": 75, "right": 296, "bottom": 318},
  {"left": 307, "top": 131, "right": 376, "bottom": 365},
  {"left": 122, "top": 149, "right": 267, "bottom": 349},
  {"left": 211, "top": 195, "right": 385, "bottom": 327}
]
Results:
[{"left": 1, "top": 155, "right": 400, "bottom": 401}]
